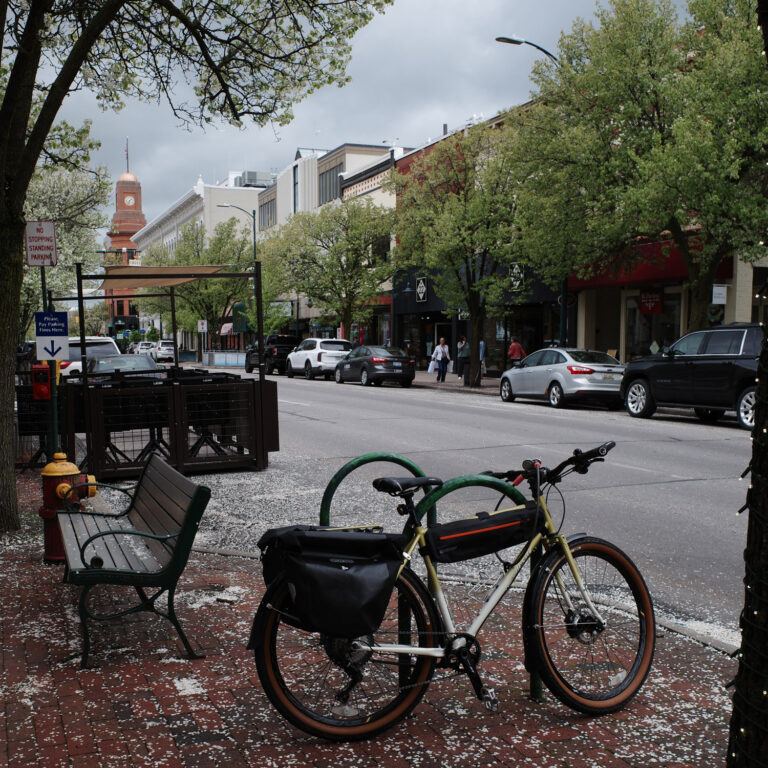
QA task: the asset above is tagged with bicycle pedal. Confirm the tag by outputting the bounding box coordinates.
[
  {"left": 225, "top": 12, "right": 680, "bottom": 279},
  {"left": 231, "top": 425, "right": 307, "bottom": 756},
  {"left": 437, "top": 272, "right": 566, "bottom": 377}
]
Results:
[{"left": 482, "top": 687, "right": 499, "bottom": 713}]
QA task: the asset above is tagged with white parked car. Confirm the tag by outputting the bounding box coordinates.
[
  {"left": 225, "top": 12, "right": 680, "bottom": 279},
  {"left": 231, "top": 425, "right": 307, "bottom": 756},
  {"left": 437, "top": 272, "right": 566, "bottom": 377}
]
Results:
[
  {"left": 152, "top": 339, "right": 176, "bottom": 362},
  {"left": 60, "top": 336, "right": 122, "bottom": 377},
  {"left": 286, "top": 338, "right": 352, "bottom": 380}
]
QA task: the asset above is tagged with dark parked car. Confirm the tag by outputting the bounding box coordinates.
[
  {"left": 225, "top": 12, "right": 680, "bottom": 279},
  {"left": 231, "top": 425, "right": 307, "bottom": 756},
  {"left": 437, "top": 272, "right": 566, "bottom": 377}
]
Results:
[
  {"left": 334, "top": 346, "right": 416, "bottom": 387},
  {"left": 620, "top": 323, "right": 761, "bottom": 429},
  {"left": 245, "top": 334, "right": 301, "bottom": 375},
  {"left": 86, "top": 354, "right": 165, "bottom": 380}
]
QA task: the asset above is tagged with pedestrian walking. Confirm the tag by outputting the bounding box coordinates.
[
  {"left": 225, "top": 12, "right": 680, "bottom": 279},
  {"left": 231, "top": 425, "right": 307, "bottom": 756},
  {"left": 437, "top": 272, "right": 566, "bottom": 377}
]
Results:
[
  {"left": 432, "top": 337, "right": 451, "bottom": 383},
  {"left": 507, "top": 337, "right": 526, "bottom": 365},
  {"left": 456, "top": 335, "right": 469, "bottom": 379}
]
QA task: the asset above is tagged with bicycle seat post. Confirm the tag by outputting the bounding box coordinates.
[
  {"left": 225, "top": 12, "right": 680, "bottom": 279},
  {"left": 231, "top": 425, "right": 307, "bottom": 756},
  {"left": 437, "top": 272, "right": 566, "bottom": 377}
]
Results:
[{"left": 397, "top": 490, "right": 421, "bottom": 529}]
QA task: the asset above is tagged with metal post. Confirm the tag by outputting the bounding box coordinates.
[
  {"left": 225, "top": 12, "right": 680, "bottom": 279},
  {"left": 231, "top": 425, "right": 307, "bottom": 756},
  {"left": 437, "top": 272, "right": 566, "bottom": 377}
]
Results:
[
  {"left": 391, "top": 287, "right": 397, "bottom": 348},
  {"left": 170, "top": 287, "right": 178, "bottom": 367},
  {"left": 76, "top": 263, "right": 92, "bottom": 472},
  {"left": 559, "top": 278, "right": 568, "bottom": 346}
]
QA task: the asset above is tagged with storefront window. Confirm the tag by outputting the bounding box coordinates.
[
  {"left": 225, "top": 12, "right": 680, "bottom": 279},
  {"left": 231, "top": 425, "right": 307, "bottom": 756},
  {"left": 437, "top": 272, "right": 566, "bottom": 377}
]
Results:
[{"left": 625, "top": 292, "right": 681, "bottom": 359}]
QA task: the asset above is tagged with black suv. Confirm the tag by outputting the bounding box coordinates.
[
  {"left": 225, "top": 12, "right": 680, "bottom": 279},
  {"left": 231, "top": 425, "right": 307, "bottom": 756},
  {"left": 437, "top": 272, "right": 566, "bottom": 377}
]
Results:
[
  {"left": 621, "top": 323, "right": 762, "bottom": 429},
  {"left": 245, "top": 334, "right": 300, "bottom": 375}
]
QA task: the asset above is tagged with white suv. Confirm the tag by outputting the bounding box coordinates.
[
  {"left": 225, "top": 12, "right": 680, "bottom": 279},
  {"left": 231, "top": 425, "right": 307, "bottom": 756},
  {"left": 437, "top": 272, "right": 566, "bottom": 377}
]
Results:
[
  {"left": 152, "top": 339, "right": 176, "bottom": 362},
  {"left": 136, "top": 341, "right": 157, "bottom": 356},
  {"left": 286, "top": 338, "right": 352, "bottom": 380},
  {"left": 60, "top": 336, "right": 121, "bottom": 377}
]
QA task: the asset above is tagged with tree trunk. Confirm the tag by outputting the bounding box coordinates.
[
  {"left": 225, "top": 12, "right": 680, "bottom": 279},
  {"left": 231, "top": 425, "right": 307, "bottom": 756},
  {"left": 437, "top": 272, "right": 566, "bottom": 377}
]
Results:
[
  {"left": 0, "top": 219, "right": 25, "bottom": 532},
  {"left": 727, "top": 327, "right": 768, "bottom": 767},
  {"left": 468, "top": 313, "right": 484, "bottom": 388}
]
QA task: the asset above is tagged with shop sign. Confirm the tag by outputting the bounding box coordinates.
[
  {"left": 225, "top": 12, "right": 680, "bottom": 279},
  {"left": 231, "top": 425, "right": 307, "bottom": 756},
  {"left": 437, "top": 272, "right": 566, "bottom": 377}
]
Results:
[
  {"left": 639, "top": 291, "right": 663, "bottom": 314},
  {"left": 415, "top": 276, "right": 427, "bottom": 303},
  {"left": 711, "top": 284, "right": 727, "bottom": 305}
]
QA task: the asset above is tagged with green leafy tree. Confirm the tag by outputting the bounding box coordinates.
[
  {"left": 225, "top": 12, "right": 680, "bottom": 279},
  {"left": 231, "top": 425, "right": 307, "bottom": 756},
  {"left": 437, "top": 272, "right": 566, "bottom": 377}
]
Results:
[
  {"left": 140, "top": 220, "right": 252, "bottom": 345},
  {"left": 258, "top": 199, "right": 393, "bottom": 337},
  {"left": 145, "top": 326, "right": 159, "bottom": 343},
  {"left": 0, "top": 0, "right": 391, "bottom": 531},
  {"left": 388, "top": 123, "right": 521, "bottom": 386},
  {"left": 19, "top": 164, "right": 111, "bottom": 342},
  {"left": 510, "top": 0, "right": 768, "bottom": 330}
]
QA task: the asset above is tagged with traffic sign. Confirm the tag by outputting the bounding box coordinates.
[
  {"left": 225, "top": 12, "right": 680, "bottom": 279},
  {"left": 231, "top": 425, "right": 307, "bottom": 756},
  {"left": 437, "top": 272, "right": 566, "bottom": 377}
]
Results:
[
  {"left": 197, "top": 319, "right": 208, "bottom": 333},
  {"left": 25, "top": 221, "right": 58, "bottom": 267},
  {"left": 34, "top": 312, "right": 69, "bottom": 361}
]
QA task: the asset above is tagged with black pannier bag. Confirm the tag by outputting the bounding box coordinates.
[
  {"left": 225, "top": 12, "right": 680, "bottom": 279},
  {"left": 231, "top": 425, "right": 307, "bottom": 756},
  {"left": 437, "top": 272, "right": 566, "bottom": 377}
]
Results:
[
  {"left": 257, "top": 526, "right": 407, "bottom": 638},
  {"left": 424, "top": 501, "right": 541, "bottom": 563}
]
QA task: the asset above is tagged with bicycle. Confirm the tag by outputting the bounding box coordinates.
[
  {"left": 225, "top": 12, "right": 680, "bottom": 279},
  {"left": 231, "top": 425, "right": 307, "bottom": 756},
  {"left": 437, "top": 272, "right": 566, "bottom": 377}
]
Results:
[{"left": 249, "top": 441, "right": 656, "bottom": 741}]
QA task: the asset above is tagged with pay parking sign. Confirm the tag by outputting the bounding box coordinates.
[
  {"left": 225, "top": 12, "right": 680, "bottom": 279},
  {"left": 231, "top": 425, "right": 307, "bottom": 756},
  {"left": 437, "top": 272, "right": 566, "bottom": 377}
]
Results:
[{"left": 35, "top": 312, "right": 69, "bottom": 361}]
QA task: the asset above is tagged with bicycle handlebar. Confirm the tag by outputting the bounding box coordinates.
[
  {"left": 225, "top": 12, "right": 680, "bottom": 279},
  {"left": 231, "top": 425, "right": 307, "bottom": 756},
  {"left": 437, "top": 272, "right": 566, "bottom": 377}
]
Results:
[{"left": 483, "top": 441, "right": 616, "bottom": 486}]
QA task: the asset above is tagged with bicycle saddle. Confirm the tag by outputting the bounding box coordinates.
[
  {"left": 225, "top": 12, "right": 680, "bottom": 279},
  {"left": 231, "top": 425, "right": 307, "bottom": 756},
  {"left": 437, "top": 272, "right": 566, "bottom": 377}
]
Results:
[{"left": 372, "top": 476, "right": 443, "bottom": 495}]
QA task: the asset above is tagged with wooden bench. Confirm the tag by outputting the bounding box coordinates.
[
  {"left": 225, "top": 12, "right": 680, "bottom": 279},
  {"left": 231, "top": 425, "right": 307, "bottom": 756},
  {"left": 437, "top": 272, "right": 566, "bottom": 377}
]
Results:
[{"left": 57, "top": 453, "right": 211, "bottom": 667}]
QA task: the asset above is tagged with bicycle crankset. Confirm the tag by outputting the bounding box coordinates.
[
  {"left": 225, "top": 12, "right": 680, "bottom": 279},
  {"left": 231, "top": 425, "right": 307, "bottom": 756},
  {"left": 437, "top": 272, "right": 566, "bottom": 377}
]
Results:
[{"left": 445, "top": 634, "right": 499, "bottom": 713}]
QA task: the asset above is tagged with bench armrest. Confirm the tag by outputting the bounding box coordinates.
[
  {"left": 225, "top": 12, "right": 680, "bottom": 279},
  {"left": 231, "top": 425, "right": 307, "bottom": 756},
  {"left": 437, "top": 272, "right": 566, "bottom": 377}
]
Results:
[
  {"left": 80, "top": 528, "right": 180, "bottom": 569},
  {"left": 61, "top": 481, "right": 137, "bottom": 516}
]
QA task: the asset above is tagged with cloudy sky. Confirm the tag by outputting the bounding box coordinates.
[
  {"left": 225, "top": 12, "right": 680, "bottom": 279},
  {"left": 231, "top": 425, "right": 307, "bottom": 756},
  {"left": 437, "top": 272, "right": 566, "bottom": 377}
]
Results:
[{"left": 57, "top": 0, "right": 674, "bottom": 224}]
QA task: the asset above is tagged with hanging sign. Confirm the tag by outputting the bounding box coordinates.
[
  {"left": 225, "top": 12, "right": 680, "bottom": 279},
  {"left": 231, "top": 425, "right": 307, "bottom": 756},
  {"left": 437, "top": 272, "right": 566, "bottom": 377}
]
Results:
[{"left": 415, "top": 277, "right": 427, "bottom": 303}]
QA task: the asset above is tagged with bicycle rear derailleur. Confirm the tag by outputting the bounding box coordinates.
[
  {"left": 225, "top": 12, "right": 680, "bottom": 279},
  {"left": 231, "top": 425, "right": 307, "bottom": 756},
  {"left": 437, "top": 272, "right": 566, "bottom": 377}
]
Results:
[{"left": 444, "top": 633, "right": 499, "bottom": 713}]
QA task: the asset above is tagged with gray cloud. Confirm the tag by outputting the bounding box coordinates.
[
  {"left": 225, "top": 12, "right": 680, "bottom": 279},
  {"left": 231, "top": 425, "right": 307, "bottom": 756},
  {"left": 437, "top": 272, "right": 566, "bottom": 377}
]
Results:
[{"left": 60, "top": 0, "right": 604, "bottom": 223}]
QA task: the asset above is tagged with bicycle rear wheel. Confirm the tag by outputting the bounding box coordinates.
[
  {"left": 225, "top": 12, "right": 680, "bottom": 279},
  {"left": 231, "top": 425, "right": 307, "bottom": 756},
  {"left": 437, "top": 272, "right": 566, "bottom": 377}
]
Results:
[
  {"left": 252, "top": 566, "right": 441, "bottom": 741},
  {"left": 527, "top": 537, "right": 655, "bottom": 714}
]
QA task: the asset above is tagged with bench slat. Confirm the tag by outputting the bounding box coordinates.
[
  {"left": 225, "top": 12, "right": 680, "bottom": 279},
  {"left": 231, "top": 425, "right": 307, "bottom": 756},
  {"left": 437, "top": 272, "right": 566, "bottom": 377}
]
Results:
[{"left": 60, "top": 513, "right": 162, "bottom": 573}]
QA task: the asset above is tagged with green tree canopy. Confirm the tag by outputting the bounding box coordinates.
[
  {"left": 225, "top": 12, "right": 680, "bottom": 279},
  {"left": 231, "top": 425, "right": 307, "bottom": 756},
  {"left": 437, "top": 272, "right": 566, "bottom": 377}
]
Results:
[
  {"left": 0, "top": 0, "right": 391, "bottom": 531},
  {"left": 509, "top": 0, "right": 768, "bottom": 329},
  {"left": 257, "top": 198, "right": 393, "bottom": 337},
  {"left": 141, "top": 219, "right": 254, "bottom": 343},
  {"left": 387, "top": 122, "right": 521, "bottom": 386}
]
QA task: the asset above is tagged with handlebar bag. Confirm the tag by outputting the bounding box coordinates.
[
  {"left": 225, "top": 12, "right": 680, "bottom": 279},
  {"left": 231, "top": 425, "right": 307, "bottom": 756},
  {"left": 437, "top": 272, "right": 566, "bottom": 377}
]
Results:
[
  {"left": 424, "top": 501, "right": 540, "bottom": 563},
  {"left": 258, "top": 525, "right": 407, "bottom": 638}
]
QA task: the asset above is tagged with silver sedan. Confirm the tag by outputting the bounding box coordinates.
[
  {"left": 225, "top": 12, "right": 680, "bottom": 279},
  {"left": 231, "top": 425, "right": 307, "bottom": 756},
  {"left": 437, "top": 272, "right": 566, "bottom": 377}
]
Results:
[{"left": 499, "top": 348, "right": 624, "bottom": 408}]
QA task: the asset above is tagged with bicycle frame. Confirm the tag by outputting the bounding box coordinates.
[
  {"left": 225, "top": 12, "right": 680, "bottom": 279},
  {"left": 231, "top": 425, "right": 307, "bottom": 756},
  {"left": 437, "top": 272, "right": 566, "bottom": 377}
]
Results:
[{"left": 361, "top": 491, "right": 604, "bottom": 659}]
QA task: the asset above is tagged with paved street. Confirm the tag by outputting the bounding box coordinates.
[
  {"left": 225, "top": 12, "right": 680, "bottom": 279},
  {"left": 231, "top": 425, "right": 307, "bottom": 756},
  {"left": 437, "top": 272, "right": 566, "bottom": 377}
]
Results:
[{"left": 255, "top": 368, "right": 750, "bottom": 649}]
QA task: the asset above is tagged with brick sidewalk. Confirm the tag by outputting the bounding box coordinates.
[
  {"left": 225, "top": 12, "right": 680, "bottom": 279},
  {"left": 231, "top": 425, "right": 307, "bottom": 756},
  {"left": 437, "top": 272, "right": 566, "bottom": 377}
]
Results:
[{"left": 0, "top": 526, "right": 735, "bottom": 768}]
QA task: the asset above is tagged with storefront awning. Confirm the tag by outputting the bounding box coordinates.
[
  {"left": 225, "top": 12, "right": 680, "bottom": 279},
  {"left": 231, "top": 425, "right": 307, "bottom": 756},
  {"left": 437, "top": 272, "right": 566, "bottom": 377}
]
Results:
[{"left": 220, "top": 323, "right": 234, "bottom": 336}]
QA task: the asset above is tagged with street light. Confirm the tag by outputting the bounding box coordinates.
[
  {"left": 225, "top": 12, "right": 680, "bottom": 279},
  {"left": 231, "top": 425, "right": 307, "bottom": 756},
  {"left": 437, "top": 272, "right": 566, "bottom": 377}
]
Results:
[
  {"left": 391, "top": 269, "right": 414, "bottom": 348},
  {"left": 496, "top": 34, "right": 569, "bottom": 347},
  {"left": 217, "top": 203, "right": 264, "bottom": 379}
]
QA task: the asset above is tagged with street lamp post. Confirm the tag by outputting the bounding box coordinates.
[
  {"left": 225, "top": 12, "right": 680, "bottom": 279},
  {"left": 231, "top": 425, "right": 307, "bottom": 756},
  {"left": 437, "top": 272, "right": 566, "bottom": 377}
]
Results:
[
  {"left": 391, "top": 269, "right": 414, "bottom": 348},
  {"left": 217, "top": 203, "right": 264, "bottom": 379},
  {"left": 496, "top": 35, "right": 569, "bottom": 347}
]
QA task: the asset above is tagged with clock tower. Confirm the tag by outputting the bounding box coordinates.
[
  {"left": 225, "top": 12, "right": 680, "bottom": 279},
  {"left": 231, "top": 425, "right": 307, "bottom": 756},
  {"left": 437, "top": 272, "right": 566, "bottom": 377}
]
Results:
[
  {"left": 108, "top": 171, "right": 146, "bottom": 260},
  {"left": 106, "top": 171, "right": 147, "bottom": 336}
]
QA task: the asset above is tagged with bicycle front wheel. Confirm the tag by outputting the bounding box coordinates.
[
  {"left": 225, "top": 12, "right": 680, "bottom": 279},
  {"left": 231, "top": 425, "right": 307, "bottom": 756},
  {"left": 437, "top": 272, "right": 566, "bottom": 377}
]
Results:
[
  {"left": 252, "top": 567, "right": 441, "bottom": 741},
  {"left": 527, "top": 537, "right": 655, "bottom": 714}
]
